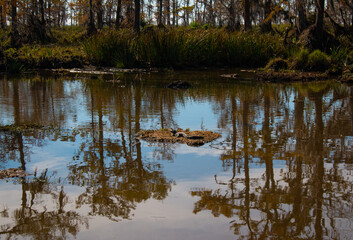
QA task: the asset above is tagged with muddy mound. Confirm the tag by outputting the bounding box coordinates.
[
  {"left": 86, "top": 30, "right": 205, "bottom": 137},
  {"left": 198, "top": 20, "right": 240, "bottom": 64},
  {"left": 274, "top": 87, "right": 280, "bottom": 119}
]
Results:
[{"left": 136, "top": 129, "right": 221, "bottom": 146}]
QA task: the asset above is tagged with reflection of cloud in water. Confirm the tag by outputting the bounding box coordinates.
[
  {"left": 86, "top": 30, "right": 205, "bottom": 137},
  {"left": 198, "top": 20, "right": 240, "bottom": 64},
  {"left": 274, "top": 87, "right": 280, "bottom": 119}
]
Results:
[
  {"left": 76, "top": 183, "right": 236, "bottom": 240},
  {"left": 29, "top": 157, "right": 68, "bottom": 172},
  {"left": 27, "top": 141, "right": 77, "bottom": 176},
  {"left": 174, "top": 145, "right": 224, "bottom": 157}
]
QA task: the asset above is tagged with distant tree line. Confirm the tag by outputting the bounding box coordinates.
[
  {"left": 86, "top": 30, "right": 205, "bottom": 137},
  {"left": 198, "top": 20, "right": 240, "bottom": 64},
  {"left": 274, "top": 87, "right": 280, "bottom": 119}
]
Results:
[{"left": 1, "top": 0, "right": 353, "bottom": 45}]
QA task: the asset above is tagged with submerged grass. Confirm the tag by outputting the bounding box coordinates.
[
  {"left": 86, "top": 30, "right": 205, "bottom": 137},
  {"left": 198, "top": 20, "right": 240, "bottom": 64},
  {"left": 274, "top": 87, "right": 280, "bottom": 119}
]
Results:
[{"left": 83, "top": 28, "right": 286, "bottom": 68}]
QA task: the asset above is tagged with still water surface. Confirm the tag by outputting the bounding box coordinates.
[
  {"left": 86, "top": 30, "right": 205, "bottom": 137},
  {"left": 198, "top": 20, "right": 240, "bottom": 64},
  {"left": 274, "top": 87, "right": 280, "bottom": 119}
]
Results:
[{"left": 0, "top": 71, "right": 352, "bottom": 239}]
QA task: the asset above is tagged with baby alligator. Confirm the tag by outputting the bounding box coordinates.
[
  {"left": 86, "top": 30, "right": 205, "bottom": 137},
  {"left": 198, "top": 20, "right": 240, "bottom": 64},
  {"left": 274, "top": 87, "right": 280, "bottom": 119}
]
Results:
[{"left": 169, "top": 129, "right": 204, "bottom": 140}]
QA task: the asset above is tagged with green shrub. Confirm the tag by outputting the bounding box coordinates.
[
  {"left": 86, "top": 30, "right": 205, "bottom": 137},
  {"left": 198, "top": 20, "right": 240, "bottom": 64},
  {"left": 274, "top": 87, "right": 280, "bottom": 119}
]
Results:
[{"left": 307, "top": 50, "right": 330, "bottom": 71}]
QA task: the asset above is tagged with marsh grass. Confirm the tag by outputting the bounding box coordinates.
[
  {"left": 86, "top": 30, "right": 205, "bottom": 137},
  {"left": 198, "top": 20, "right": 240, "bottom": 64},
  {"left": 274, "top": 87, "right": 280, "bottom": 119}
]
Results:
[
  {"left": 83, "top": 30, "right": 136, "bottom": 67},
  {"left": 83, "top": 28, "right": 286, "bottom": 68}
]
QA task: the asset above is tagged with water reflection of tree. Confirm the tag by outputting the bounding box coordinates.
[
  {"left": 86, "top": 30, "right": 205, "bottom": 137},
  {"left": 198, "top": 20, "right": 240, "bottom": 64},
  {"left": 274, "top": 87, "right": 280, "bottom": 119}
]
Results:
[
  {"left": 3, "top": 73, "right": 353, "bottom": 238},
  {"left": 68, "top": 79, "right": 172, "bottom": 221},
  {"left": 0, "top": 76, "right": 88, "bottom": 239},
  {"left": 191, "top": 83, "right": 353, "bottom": 239},
  {"left": 0, "top": 171, "right": 88, "bottom": 239}
]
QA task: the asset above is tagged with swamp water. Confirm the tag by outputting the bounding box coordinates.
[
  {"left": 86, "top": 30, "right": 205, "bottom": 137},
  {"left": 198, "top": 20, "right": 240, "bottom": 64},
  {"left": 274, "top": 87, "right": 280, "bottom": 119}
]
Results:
[{"left": 0, "top": 71, "right": 352, "bottom": 239}]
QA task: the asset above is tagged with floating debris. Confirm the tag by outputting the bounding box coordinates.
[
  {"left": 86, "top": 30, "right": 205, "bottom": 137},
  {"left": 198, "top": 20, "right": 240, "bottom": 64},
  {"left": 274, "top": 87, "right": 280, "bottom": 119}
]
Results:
[
  {"left": 136, "top": 128, "right": 221, "bottom": 146},
  {"left": 220, "top": 73, "right": 239, "bottom": 79},
  {"left": 0, "top": 168, "right": 30, "bottom": 179}
]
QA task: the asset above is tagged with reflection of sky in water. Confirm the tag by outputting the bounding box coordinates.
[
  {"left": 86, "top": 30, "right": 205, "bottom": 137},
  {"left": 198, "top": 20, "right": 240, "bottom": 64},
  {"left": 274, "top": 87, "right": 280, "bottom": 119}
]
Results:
[
  {"left": 1, "top": 76, "right": 353, "bottom": 239},
  {"left": 175, "top": 100, "right": 218, "bottom": 130}
]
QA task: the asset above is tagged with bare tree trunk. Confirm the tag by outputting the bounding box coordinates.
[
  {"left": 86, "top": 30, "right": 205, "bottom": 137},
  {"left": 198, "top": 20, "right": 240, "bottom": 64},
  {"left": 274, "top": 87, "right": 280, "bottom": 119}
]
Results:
[
  {"left": 11, "top": 0, "right": 19, "bottom": 47},
  {"left": 165, "top": 0, "right": 170, "bottom": 25},
  {"left": 39, "top": 0, "right": 47, "bottom": 41},
  {"left": 87, "top": 0, "right": 96, "bottom": 35},
  {"left": 208, "top": 0, "right": 215, "bottom": 26},
  {"left": 185, "top": 0, "right": 190, "bottom": 26},
  {"left": 158, "top": 0, "right": 163, "bottom": 26},
  {"left": 97, "top": 0, "right": 104, "bottom": 29},
  {"left": 0, "top": 5, "right": 4, "bottom": 29},
  {"left": 115, "top": 0, "right": 122, "bottom": 28},
  {"left": 39, "top": 0, "right": 45, "bottom": 24},
  {"left": 226, "top": 0, "right": 236, "bottom": 30},
  {"left": 296, "top": 0, "right": 307, "bottom": 33},
  {"left": 315, "top": 0, "right": 325, "bottom": 44},
  {"left": 172, "top": 0, "right": 176, "bottom": 26},
  {"left": 260, "top": 0, "right": 272, "bottom": 32},
  {"left": 134, "top": 0, "right": 140, "bottom": 32},
  {"left": 244, "top": 0, "right": 251, "bottom": 30},
  {"left": 48, "top": 1, "right": 51, "bottom": 27}
]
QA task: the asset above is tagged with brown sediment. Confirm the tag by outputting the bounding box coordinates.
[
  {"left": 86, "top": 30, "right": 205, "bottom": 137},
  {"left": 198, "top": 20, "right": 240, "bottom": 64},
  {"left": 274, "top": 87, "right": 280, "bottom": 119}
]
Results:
[
  {"left": 136, "top": 129, "right": 221, "bottom": 146},
  {"left": 0, "top": 168, "right": 30, "bottom": 179},
  {"left": 255, "top": 71, "right": 329, "bottom": 82}
]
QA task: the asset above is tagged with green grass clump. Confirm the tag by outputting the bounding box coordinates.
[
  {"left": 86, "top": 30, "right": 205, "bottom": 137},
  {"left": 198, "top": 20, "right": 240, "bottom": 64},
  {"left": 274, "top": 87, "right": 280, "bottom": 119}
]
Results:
[
  {"left": 307, "top": 50, "right": 330, "bottom": 71},
  {"left": 83, "top": 29, "right": 136, "bottom": 67},
  {"left": 137, "top": 29, "right": 186, "bottom": 67},
  {"left": 83, "top": 28, "right": 285, "bottom": 69}
]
